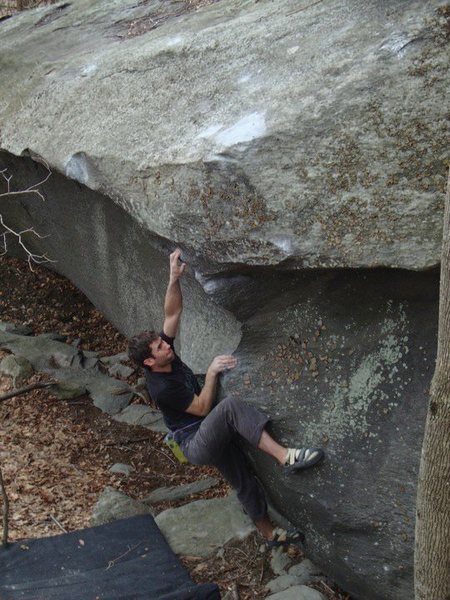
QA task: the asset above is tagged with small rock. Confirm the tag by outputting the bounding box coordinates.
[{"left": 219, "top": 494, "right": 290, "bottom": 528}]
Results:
[
  {"left": 266, "top": 585, "right": 326, "bottom": 600},
  {"left": 50, "top": 380, "right": 87, "bottom": 400},
  {"left": 0, "top": 354, "right": 34, "bottom": 385},
  {"left": 108, "top": 363, "right": 135, "bottom": 379},
  {"left": 51, "top": 350, "right": 82, "bottom": 369},
  {"left": 0, "top": 322, "right": 33, "bottom": 336},
  {"left": 265, "top": 574, "right": 301, "bottom": 594},
  {"left": 109, "top": 463, "right": 135, "bottom": 476},
  {"left": 91, "top": 486, "right": 152, "bottom": 526},
  {"left": 288, "top": 559, "right": 321, "bottom": 583},
  {"left": 100, "top": 352, "right": 129, "bottom": 366},
  {"left": 270, "top": 546, "right": 293, "bottom": 575}
]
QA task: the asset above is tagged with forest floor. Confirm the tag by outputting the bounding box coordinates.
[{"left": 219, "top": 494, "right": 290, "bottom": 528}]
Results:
[{"left": 0, "top": 256, "right": 350, "bottom": 599}]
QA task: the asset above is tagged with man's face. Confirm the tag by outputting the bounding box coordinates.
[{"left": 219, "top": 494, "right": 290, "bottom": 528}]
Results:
[{"left": 148, "top": 337, "right": 174, "bottom": 368}]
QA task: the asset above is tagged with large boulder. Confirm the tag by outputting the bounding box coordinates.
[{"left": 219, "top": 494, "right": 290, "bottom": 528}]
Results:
[{"left": 0, "top": 1, "right": 448, "bottom": 599}]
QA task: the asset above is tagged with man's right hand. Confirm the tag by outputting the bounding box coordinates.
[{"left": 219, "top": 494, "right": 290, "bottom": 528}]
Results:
[
  {"left": 208, "top": 355, "right": 238, "bottom": 376},
  {"left": 169, "top": 248, "right": 186, "bottom": 282}
]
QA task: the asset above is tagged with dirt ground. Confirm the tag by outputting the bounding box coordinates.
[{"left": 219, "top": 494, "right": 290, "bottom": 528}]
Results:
[{"left": 0, "top": 256, "right": 350, "bottom": 599}]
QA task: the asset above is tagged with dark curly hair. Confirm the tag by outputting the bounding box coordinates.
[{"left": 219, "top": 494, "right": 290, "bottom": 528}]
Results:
[{"left": 128, "top": 330, "right": 159, "bottom": 367}]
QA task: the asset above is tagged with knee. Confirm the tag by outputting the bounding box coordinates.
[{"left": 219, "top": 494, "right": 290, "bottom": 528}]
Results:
[{"left": 220, "top": 396, "right": 239, "bottom": 411}]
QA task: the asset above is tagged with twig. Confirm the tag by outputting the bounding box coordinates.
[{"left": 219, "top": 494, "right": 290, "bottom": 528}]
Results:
[
  {"left": 320, "top": 580, "right": 336, "bottom": 595},
  {"left": 104, "top": 437, "right": 153, "bottom": 447},
  {"left": 229, "top": 582, "right": 239, "bottom": 600},
  {"left": 0, "top": 381, "right": 55, "bottom": 403},
  {"left": 154, "top": 446, "right": 177, "bottom": 467},
  {"left": 50, "top": 514, "right": 67, "bottom": 533},
  {"left": 106, "top": 541, "right": 143, "bottom": 570},
  {"left": 259, "top": 557, "right": 265, "bottom": 584},
  {"left": 0, "top": 466, "right": 9, "bottom": 546}
]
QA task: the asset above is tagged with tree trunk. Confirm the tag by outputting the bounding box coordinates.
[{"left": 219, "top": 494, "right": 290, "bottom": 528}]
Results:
[{"left": 415, "top": 171, "right": 450, "bottom": 599}]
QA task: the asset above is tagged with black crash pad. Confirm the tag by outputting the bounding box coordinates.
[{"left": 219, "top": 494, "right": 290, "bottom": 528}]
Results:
[{"left": 0, "top": 514, "right": 220, "bottom": 599}]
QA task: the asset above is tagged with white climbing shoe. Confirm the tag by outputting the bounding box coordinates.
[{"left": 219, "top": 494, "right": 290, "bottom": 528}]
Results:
[{"left": 284, "top": 447, "right": 324, "bottom": 473}]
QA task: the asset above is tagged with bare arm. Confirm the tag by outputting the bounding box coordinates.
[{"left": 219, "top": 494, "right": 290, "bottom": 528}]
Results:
[
  {"left": 163, "top": 249, "right": 185, "bottom": 338},
  {"left": 186, "top": 355, "right": 237, "bottom": 417}
]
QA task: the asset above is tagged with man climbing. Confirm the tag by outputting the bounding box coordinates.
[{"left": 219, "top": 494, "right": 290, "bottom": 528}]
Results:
[{"left": 128, "top": 249, "right": 324, "bottom": 544}]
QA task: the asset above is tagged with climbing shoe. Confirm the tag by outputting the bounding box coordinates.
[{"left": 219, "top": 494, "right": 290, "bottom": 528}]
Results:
[
  {"left": 284, "top": 447, "right": 324, "bottom": 473},
  {"left": 266, "top": 527, "right": 306, "bottom": 550}
]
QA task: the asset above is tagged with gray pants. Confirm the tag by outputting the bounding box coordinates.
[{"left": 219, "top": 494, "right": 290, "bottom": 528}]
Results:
[{"left": 181, "top": 397, "right": 270, "bottom": 521}]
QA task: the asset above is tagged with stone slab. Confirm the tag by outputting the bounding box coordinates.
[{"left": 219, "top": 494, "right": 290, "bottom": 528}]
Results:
[
  {"left": 155, "top": 493, "right": 255, "bottom": 557},
  {"left": 113, "top": 404, "right": 167, "bottom": 432},
  {"left": 143, "top": 478, "right": 219, "bottom": 505}
]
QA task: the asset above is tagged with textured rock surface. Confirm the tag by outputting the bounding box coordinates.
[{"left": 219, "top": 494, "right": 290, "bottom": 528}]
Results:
[
  {"left": 0, "top": 0, "right": 448, "bottom": 271},
  {"left": 155, "top": 493, "right": 256, "bottom": 557},
  {"left": 91, "top": 486, "right": 153, "bottom": 526},
  {"left": 0, "top": 1, "right": 448, "bottom": 599}
]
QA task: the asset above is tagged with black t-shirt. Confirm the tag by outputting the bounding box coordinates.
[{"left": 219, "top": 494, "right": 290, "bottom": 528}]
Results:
[{"left": 144, "top": 332, "right": 203, "bottom": 432}]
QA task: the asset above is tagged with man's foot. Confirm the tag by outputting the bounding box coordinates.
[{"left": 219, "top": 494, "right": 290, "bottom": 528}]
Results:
[
  {"left": 266, "top": 527, "right": 306, "bottom": 550},
  {"left": 284, "top": 447, "right": 324, "bottom": 473}
]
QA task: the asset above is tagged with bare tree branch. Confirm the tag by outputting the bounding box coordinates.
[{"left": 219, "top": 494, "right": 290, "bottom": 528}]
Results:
[
  {"left": 0, "top": 160, "right": 56, "bottom": 270},
  {"left": 0, "top": 466, "right": 9, "bottom": 546},
  {"left": 0, "top": 381, "right": 55, "bottom": 403}
]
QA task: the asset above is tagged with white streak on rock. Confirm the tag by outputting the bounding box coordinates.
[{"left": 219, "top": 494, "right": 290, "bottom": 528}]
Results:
[
  {"left": 81, "top": 64, "right": 98, "bottom": 77},
  {"left": 198, "top": 124, "right": 224, "bottom": 139},
  {"left": 215, "top": 112, "right": 266, "bottom": 146},
  {"left": 269, "top": 234, "right": 296, "bottom": 255},
  {"left": 167, "top": 36, "right": 182, "bottom": 47}
]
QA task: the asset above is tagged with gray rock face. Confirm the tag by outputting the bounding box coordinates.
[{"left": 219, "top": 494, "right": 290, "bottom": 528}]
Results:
[
  {"left": 0, "top": 0, "right": 448, "bottom": 272},
  {"left": 0, "top": 2, "right": 447, "bottom": 599},
  {"left": 222, "top": 269, "right": 438, "bottom": 600},
  {"left": 155, "top": 493, "right": 255, "bottom": 557}
]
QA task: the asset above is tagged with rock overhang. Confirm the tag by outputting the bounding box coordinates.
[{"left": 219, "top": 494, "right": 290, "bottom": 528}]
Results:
[{"left": 0, "top": 0, "right": 448, "bottom": 274}]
